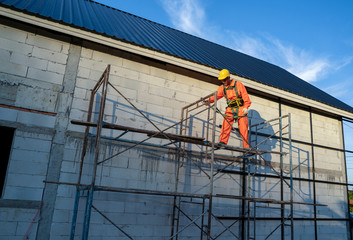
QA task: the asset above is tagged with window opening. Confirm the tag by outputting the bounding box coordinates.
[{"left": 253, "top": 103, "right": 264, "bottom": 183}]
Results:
[{"left": 0, "top": 126, "right": 15, "bottom": 197}]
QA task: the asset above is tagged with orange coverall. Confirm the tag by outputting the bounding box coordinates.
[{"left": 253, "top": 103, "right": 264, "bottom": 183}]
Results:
[{"left": 209, "top": 79, "right": 251, "bottom": 148}]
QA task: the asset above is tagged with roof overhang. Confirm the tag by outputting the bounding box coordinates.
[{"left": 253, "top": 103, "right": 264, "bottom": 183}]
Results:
[{"left": 2, "top": 6, "right": 353, "bottom": 119}]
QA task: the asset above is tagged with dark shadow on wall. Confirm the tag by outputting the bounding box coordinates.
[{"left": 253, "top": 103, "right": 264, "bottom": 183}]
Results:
[
  {"left": 92, "top": 96, "right": 315, "bottom": 192},
  {"left": 91, "top": 96, "right": 313, "bottom": 200},
  {"left": 245, "top": 109, "right": 279, "bottom": 201},
  {"left": 91, "top": 94, "right": 353, "bottom": 236},
  {"left": 246, "top": 110, "right": 313, "bottom": 210},
  {"left": 81, "top": 94, "right": 351, "bottom": 238},
  {"left": 247, "top": 109, "right": 277, "bottom": 172}
]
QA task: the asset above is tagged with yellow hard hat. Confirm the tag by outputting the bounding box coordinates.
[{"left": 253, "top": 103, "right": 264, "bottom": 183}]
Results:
[{"left": 218, "top": 69, "right": 230, "bottom": 80}]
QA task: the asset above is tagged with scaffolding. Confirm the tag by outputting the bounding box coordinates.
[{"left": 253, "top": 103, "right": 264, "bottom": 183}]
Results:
[{"left": 61, "top": 65, "right": 322, "bottom": 239}]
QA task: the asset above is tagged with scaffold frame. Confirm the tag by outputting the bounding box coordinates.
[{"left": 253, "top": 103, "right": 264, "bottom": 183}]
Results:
[{"left": 51, "top": 64, "right": 331, "bottom": 239}]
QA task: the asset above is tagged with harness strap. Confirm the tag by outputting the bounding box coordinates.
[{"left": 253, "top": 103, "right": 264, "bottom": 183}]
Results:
[
  {"left": 223, "top": 111, "right": 246, "bottom": 119},
  {"left": 231, "top": 108, "right": 239, "bottom": 119},
  {"left": 223, "top": 81, "right": 244, "bottom": 118}
]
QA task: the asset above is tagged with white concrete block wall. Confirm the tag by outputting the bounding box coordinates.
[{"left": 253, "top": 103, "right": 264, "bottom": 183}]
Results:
[
  {"left": 0, "top": 110, "right": 54, "bottom": 239},
  {"left": 3, "top": 129, "right": 52, "bottom": 201},
  {"left": 72, "top": 47, "right": 223, "bottom": 146},
  {"left": 293, "top": 221, "right": 316, "bottom": 240},
  {"left": 281, "top": 104, "right": 312, "bottom": 143},
  {"left": 247, "top": 95, "right": 283, "bottom": 163},
  {"left": 62, "top": 45, "right": 350, "bottom": 238},
  {"left": 53, "top": 135, "right": 250, "bottom": 239},
  {"left": 51, "top": 137, "right": 179, "bottom": 239},
  {"left": 15, "top": 85, "right": 59, "bottom": 113},
  {"left": 0, "top": 107, "right": 56, "bottom": 129},
  {"left": 283, "top": 180, "right": 316, "bottom": 218},
  {"left": 249, "top": 95, "right": 280, "bottom": 125},
  {"left": 248, "top": 220, "right": 282, "bottom": 239},
  {"left": 0, "top": 23, "right": 74, "bottom": 240},
  {"left": 316, "top": 183, "right": 348, "bottom": 219},
  {"left": 312, "top": 112, "right": 343, "bottom": 149},
  {"left": 317, "top": 221, "right": 349, "bottom": 239},
  {"left": 64, "top": 186, "right": 173, "bottom": 239},
  {"left": 314, "top": 147, "right": 346, "bottom": 182},
  {"left": 0, "top": 23, "right": 350, "bottom": 239},
  {"left": 0, "top": 24, "right": 70, "bottom": 113},
  {"left": 0, "top": 123, "right": 52, "bottom": 239},
  {"left": 73, "top": 46, "right": 289, "bottom": 151},
  {"left": 213, "top": 173, "right": 243, "bottom": 196},
  {"left": 290, "top": 142, "right": 313, "bottom": 179},
  {"left": 0, "top": 208, "right": 40, "bottom": 240}
]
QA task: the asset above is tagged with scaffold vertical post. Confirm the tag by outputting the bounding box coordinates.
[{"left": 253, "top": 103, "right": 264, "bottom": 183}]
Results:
[
  {"left": 69, "top": 65, "right": 111, "bottom": 239},
  {"left": 82, "top": 186, "right": 94, "bottom": 240},
  {"left": 170, "top": 105, "right": 186, "bottom": 239},
  {"left": 289, "top": 113, "right": 294, "bottom": 240},
  {"left": 70, "top": 188, "right": 80, "bottom": 240},
  {"left": 77, "top": 65, "right": 111, "bottom": 239},
  {"left": 279, "top": 113, "right": 284, "bottom": 240},
  {"left": 207, "top": 91, "right": 217, "bottom": 239}
]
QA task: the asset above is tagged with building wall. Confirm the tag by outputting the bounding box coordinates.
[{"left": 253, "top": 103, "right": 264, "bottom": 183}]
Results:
[
  {"left": 0, "top": 20, "right": 71, "bottom": 240},
  {"left": 0, "top": 19, "right": 350, "bottom": 239}
]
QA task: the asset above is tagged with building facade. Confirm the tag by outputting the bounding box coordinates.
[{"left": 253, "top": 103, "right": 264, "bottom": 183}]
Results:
[{"left": 0, "top": 1, "right": 352, "bottom": 239}]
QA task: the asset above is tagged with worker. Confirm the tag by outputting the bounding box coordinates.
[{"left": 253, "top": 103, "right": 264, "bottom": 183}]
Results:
[{"left": 205, "top": 69, "right": 251, "bottom": 148}]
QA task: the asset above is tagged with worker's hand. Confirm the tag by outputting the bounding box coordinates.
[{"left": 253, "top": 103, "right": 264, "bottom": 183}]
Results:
[
  {"left": 243, "top": 108, "right": 248, "bottom": 115},
  {"left": 202, "top": 100, "right": 209, "bottom": 106}
]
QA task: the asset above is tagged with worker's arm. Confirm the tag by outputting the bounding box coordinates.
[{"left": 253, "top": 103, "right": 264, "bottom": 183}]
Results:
[
  {"left": 237, "top": 81, "right": 251, "bottom": 109},
  {"left": 207, "top": 85, "right": 225, "bottom": 103}
]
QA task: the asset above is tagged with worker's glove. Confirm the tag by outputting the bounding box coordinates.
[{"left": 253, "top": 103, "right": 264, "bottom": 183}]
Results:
[
  {"left": 243, "top": 108, "right": 248, "bottom": 115},
  {"left": 202, "top": 100, "right": 209, "bottom": 106}
]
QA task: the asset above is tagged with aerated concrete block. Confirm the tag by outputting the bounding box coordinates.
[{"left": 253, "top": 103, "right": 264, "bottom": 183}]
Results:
[
  {"left": 0, "top": 25, "right": 28, "bottom": 43},
  {"left": 12, "top": 135, "right": 52, "bottom": 152},
  {"left": 26, "top": 34, "right": 63, "bottom": 53},
  {"left": 0, "top": 221, "right": 17, "bottom": 236},
  {"left": 0, "top": 37, "right": 33, "bottom": 55},
  {"left": 31, "top": 46, "right": 68, "bottom": 64},
  {"left": 27, "top": 67, "right": 64, "bottom": 85},
  {"left": 0, "top": 59, "right": 28, "bottom": 77},
  {"left": 3, "top": 186, "right": 43, "bottom": 201}
]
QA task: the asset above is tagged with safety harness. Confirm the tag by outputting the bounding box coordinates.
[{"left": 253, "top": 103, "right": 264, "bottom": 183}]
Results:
[{"left": 223, "top": 81, "right": 244, "bottom": 119}]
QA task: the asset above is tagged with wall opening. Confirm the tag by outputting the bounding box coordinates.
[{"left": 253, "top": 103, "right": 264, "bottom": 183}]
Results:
[{"left": 0, "top": 126, "right": 15, "bottom": 197}]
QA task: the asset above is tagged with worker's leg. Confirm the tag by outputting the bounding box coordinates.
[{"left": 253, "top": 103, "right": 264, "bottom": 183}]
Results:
[
  {"left": 219, "top": 111, "right": 235, "bottom": 144},
  {"left": 238, "top": 115, "right": 249, "bottom": 148}
]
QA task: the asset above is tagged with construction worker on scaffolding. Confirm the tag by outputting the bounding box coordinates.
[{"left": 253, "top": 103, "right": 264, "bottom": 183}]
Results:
[{"left": 205, "top": 69, "right": 251, "bottom": 148}]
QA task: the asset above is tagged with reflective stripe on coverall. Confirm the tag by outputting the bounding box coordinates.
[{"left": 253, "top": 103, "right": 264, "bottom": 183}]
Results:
[{"left": 209, "top": 79, "right": 251, "bottom": 148}]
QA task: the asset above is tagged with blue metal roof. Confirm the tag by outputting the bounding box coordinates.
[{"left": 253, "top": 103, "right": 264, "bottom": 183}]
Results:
[{"left": 1, "top": 0, "right": 353, "bottom": 113}]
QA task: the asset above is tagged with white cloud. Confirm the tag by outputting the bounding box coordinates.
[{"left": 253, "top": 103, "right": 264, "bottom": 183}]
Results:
[
  {"left": 159, "top": 1, "right": 351, "bottom": 85},
  {"left": 230, "top": 34, "right": 332, "bottom": 83},
  {"left": 160, "top": 0, "right": 205, "bottom": 36},
  {"left": 334, "top": 56, "right": 353, "bottom": 71}
]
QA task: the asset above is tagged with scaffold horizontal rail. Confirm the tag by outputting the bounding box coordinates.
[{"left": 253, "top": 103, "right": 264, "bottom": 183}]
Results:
[
  {"left": 44, "top": 181, "right": 325, "bottom": 207},
  {"left": 71, "top": 120, "right": 205, "bottom": 142},
  {"left": 210, "top": 142, "right": 285, "bottom": 155},
  {"left": 214, "top": 194, "right": 326, "bottom": 206},
  {"left": 71, "top": 120, "right": 285, "bottom": 155}
]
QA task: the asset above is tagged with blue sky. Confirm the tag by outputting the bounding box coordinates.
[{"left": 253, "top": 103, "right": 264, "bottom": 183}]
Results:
[{"left": 93, "top": 0, "right": 353, "bottom": 186}]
